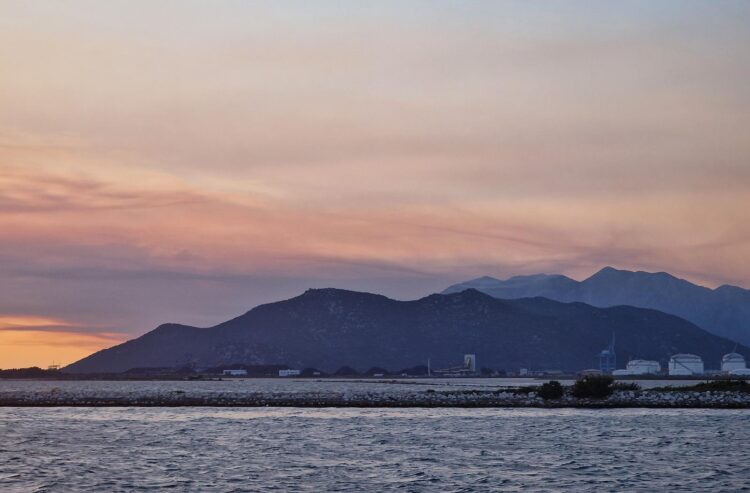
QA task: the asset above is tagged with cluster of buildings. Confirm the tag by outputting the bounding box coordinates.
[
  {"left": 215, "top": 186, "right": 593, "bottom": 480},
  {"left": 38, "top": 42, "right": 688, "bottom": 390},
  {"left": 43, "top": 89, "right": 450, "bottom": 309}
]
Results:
[
  {"left": 599, "top": 333, "right": 749, "bottom": 377},
  {"left": 220, "top": 349, "right": 750, "bottom": 379},
  {"left": 222, "top": 368, "right": 301, "bottom": 377},
  {"left": 610, "top": 352, "right": 750, "bottom": 377}
]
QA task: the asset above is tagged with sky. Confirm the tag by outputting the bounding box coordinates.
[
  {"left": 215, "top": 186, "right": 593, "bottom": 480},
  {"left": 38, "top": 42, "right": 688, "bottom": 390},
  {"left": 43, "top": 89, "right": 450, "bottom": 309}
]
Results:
[{"left": 1, "top": 1, "right": 749, "bottom": 368}]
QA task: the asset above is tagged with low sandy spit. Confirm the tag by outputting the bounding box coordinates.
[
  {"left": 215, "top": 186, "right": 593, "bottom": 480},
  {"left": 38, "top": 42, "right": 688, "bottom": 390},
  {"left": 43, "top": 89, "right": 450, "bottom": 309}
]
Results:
[{"left": 2, "top": 388, "right": 750, "bottom": 408}]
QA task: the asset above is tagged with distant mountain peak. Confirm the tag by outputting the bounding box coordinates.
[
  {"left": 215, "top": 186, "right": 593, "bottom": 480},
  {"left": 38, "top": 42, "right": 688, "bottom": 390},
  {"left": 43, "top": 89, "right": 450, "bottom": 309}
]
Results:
[
  {"left": 446, "top": 287, "right": 494, "bottom": 300},
  {"left": 715, "top": 284, "right": 750, "bottom": 296},
  {"left": 443, "top": 267, "right": 750, "bottom": 345},
  {"left": 303, "top": 287, "right": 348, "bottom": 295},
  {"left": 442, "top": 271, "right": 578, "bottom": 296},
  {"left": 586, "top": 267, "right": 693, "bottom": 287},
  {"left": 506, "top": 273, "right": 573, "bottom": 282},
  {"left": 300, "top": 287, "right": 387, "bottom": 299},
  {"left": 474, "top": 275, "right": 501, "bottom": 282},
  {"left": 460, "top": 275, "right": 503, "bottom": 286},
  {"left": 585, "top": 266, "right": 628, "bottom": 280}
]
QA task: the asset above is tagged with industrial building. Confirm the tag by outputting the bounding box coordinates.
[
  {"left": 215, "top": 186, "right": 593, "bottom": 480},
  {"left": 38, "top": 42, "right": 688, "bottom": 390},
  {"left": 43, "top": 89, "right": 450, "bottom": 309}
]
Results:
[
  {"left": 598, "top": 333, "right": 616, "bottom": 373},
  {"left": 612, "top": 359, "right": 661, "bottom": 376},
  {"left": 222, "top": 369, "right": 247, "bottom": 376},
  {"left": 668, "top": 354, "right": 704, "bottom": 376},
  {"left": 721, "top": 352, "right": 746, "bottom": 373},
  {"left": 278, "top": 369, "right": 301, "bottom": 377},
  {"left": 433, "top": 354, "right": 477, "bottom": 376}
]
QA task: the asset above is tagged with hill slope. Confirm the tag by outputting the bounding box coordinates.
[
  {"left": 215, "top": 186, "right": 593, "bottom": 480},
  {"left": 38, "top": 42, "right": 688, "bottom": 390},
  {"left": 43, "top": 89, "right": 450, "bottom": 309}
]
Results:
[
  {"left": 443, "top": 267, "right": 750, "bottom": 345},
  {"left": 65, "top": 288, "right": 746, "bottom": 374}
]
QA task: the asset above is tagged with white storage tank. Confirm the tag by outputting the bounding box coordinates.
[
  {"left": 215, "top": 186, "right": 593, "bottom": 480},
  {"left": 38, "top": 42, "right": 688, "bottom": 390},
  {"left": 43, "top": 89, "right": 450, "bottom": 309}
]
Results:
[
  {"left": 668, "top": 354, "right": 704, "bottom": 376},
  {"left": 729, "top": 368, "right": 750, "bottom": 376},
  {"left": 721, "top": 353, "right": 746, "bottom": 372},
  {"left": 625, "top": 360, "right": 661, "bottom": 375}
]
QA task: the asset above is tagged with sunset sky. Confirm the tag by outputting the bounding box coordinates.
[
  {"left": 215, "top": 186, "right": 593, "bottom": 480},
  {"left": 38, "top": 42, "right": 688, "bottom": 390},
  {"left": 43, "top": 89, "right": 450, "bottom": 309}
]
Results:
[{"left": 1, "top": 1, "right": 749, "bottom": 368}]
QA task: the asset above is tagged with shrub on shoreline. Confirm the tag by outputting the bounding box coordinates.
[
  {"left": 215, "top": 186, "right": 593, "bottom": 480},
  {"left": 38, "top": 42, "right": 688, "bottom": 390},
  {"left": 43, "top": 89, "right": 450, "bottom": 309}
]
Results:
[
  {"left": 572, "top": 375, "right": 614, "bottom": 398},
  {"left": 512, "top": 386, "right": 537, "bottom": 395},
  {"left": 538, "top": 381, "right": 564, "bottom": 400},
  {"left": 653, "top": 379, "right": 750, "bottom": 393}
]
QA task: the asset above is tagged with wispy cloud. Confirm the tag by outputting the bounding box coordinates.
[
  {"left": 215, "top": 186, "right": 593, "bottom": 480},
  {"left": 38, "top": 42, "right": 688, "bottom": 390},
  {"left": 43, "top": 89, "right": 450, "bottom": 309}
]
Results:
[{"left": 0, "top": 1, "right": 749, "bottom": 367}]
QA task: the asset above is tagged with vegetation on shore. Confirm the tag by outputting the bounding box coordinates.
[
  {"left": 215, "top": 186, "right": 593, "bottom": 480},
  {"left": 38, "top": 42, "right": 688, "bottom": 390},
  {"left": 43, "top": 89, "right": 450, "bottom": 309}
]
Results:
[
  {"left": 653, "top": 379, "right": 750, "bottom": 393},
  {"left": 571, "top": 375, "right": 616, "bottom": 398},
  {"left": 0, "top": 367, "right": 59, "bottom": 379},
  {"left": 538, "top": 381, "right": 564, "bottom": 400},
  {"left": 517, "top": 376, "right": 643, "bottom": 400}
]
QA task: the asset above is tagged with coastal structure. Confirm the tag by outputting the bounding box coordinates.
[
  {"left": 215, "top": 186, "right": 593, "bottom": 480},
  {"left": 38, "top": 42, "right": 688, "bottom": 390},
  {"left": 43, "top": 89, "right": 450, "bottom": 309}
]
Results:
[
  {"left": 433, "top": 354, "right": 477, "bottom": 376},
  {"left": 668, "top": 354, "right": 704, "bottom": 376},
  {"left": 279, "top": 369, "right": 301, "bottom": 377},
  {"left": 612, "top": 359, "right": 661, "bottom": 376},
  {"left": 598, "top": 333, "right": 616, "bottom": 373},
  {"left": 5, "top": 383, "right": 750, "bottom": 408},
  {"left": 721, "top": 353, "right": 746, "bottom": 373},
  {"left": 222, "top": 369, "right": 247, "bottom": 376}
]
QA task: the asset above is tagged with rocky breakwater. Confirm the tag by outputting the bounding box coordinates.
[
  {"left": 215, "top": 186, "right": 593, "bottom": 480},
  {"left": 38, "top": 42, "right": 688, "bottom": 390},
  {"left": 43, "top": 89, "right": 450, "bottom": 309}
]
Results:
[{"left": 1, "top": 385, "right": 750, "bottom": 408}]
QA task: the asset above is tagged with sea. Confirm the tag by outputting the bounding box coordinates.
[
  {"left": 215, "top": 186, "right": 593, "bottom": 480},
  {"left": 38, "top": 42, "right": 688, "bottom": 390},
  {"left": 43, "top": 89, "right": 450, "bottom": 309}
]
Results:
[{"left": 1, "top": 379, "right": 748, "bottom": 492}]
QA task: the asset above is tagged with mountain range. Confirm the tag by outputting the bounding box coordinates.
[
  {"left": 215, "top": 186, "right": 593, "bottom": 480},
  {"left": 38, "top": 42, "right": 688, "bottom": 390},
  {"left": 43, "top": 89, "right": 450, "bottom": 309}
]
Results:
[
  {"left": 443, "top": 267, "right": 750, "bottom": 346},
  {"left": 65, "top": 287, "right": 745, "bottom": 374}
]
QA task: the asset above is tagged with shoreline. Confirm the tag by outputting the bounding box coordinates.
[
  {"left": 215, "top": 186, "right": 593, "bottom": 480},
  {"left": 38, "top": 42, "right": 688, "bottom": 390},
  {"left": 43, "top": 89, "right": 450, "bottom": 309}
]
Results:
[{"left": 2, "top": 389, "right": 750, "bottom": 408}]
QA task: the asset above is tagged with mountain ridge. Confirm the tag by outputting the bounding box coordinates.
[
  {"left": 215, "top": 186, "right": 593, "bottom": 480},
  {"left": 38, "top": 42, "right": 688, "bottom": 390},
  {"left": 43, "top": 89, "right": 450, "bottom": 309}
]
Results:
[
  {"left": 443, "top": 267, "right": 750, "bottom": 344},
  {"left": 65, "top": 287, "right": 747, "bottom": 374}
]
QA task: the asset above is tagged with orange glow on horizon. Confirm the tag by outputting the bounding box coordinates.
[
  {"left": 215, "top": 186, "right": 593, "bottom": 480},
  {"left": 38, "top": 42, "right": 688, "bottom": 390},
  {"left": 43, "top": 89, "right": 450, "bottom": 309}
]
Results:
[
  {"left": 0, "top": 315, "right": 72, "bottom": 329},
  {"left": 0, "top": 329, "right": 125, "bottom": 370},
  {"left": 0, "top": 314, "right": 124, "bottom": 369}
]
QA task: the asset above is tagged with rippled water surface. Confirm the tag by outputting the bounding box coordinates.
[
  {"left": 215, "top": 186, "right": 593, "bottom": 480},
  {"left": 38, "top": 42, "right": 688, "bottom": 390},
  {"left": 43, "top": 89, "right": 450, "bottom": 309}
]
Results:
[{"left": 1, "top": 407, "right": 748, "bottom": 492}]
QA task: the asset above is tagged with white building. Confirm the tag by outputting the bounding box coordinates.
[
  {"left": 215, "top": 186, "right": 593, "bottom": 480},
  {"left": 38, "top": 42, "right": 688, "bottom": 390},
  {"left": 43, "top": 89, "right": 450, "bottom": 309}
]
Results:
[
  {"left": 721, "top": 353, "right": 746, "bottom": 373},
  {"left": 278, "top": 369, "right": 301, "bottom": 377},
  {"left": 222, "top": 369, "right": 247, "bottom": 376},
  {"left": 614, "top": 359, "right": 661, "bottom": 376},
  {"left": 668, "top": 354, "right": 704, "bottom": 376}
]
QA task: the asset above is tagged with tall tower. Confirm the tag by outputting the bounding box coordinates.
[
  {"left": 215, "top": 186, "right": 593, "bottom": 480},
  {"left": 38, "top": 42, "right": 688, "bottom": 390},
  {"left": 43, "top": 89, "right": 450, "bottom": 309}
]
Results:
[{"left": 598, "top": 332, "right": 616, "bottom": 373}]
